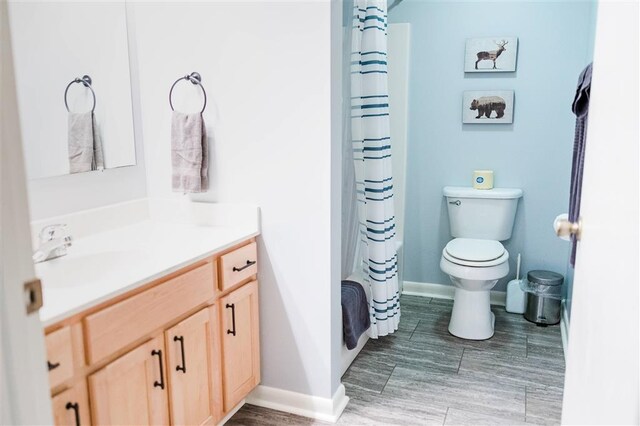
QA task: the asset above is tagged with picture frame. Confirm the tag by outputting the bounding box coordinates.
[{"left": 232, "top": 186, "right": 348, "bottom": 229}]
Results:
[
  {"left": 464, "top": 37, "right": 518, "bottom": 73},
  {"left": 462, "top": 90, "right": 515, "bottom": 124}
]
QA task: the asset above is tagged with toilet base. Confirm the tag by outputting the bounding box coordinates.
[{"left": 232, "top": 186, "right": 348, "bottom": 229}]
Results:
[{"left": 448, "top": 288, "right": 495, "bottom": 340}]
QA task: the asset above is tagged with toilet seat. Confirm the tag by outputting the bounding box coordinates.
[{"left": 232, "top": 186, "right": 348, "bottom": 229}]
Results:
[{"left": 443, "top": 238, "right": 508, "bottom": 267}]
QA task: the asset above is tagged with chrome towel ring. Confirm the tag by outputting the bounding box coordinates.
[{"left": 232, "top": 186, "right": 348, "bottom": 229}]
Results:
[
  {"left": 169, "top": 72, "right": 207, "bottom": 113},
  {"left": 64, "top": 75, "right": 96, "bottom": 113}
]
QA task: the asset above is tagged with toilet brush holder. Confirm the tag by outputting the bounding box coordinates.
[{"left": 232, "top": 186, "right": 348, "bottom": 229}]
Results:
[{"left": 505, "top": 253, "right": 526, "bottom": 314}]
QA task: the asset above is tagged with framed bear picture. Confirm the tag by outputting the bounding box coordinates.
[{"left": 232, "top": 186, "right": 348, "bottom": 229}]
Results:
[{"left": 462, "top": 90, "right": 514, "bottom": 124}]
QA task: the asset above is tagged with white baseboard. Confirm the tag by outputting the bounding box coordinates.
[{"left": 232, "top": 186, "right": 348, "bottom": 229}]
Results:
[
  {"left": 218, "top": 399, "right": 245, "bottom": 425},
  {"left": 560, "top": 300, "right": 570, "bottom": 363},
  {"left": 402, "top": 281, "right": 507, "bottom": 307},
  {"left": 245, "top": 383, "right": 349, "bottom": 424}
]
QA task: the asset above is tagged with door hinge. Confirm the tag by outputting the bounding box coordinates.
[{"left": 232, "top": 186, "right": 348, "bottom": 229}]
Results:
[{"left": 24, "top": 278, "right": 43, "bottom": 314}]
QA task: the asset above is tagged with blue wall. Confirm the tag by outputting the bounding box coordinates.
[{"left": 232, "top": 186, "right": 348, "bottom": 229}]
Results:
[{"left": 389, "top": 0, "right": 597, "bottom": 292}]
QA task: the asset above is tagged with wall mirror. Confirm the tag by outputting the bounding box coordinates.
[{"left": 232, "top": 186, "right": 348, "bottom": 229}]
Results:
[{"left": 9, "top": 1, "right": 136, "bottom": 179}]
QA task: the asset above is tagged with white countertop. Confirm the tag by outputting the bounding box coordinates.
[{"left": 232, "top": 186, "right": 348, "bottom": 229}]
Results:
[{"left": 35, "top": 199, "right": 260, "bottom": 327}]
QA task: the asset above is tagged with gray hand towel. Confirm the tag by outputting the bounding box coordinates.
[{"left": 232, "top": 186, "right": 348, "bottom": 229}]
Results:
[
  {"left": 171, "top": 111, "right": 209, "bottom": 193},
  {"left": 68, "top": 112, "right": 104, "bottom": 173},
  {"left": 91, "top": 114, "right": 104, "bottom": 172}
]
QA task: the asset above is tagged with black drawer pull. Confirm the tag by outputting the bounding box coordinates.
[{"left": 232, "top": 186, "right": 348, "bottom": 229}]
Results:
[
  {"left": 151, "top": 349, "right": 165, "bottom": 389},
  {"left": 47, "top": 360, "right": 60, "bottom": 371},
  {"left": 174, "top": 336, "right": 186, "bottom": 373},
  {"left": 232, "top": 260, "right": 256, "bottom": 272},
  {"left": 65, "top": 402, "right": 80, "bottom": 426},
  {"left": 226, "top": 303, "right": 236, "bottom": 336}
]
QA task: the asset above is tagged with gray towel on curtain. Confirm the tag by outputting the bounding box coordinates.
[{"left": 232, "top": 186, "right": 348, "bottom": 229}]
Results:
[
  {"left": 171, "top": 111, "right": 209, "bottom": 193},
  {"left": 68, "top": 112, "right": 104, "bottom": 173},
  {"left": 569, "top": 63, "right": 592, "bottom": 266},
  {"left": 341, "top": 280, "right": 370, "bottom": 350}
]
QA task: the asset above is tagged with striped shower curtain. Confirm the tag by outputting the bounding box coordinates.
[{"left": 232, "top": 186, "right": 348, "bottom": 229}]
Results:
[{"left": 351, "top": 0, "right": 400, "bottom": 338}]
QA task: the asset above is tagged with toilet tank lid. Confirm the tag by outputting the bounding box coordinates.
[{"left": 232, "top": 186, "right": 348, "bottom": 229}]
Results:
[{"left": 443, "top": 186, "right": 523, "bottom": 199}]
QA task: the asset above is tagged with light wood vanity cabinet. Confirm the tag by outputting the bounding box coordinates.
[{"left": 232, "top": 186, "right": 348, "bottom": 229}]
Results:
[{"left": 45, "top": 238, "right": 260, "bottom": 426}]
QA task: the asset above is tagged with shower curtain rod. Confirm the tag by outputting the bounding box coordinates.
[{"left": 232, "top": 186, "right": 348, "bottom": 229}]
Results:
[{"left": 388, "top": 0, "right": 404, "bottom": 12}]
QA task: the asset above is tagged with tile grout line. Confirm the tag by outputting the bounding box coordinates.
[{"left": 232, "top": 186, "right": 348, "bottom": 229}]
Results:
[
  {"left": 409, "top": 319, "right": 420, "bottom": 340},
  {"left": 380, "top": 364, "right": 397, "bottom": 394},
  {"left": 457, "top": 348, "right": 465, "bottom": 373},
  {"left": 442, "top": 407, "right": 449, "bottom": 426}
]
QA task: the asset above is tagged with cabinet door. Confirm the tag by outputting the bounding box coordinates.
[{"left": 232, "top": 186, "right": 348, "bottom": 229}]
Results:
[
  {"left": 220, "top": 280, "right": 260, "bottom": 412},
  {"left": 88, "top": 336, "right": 169, "bottom": 425},
  {"left": 165, "top": 306, "right": 223, "bottom": 425},
  {"left": 52, "top": 380, "right": 91, "bottom": 426}
]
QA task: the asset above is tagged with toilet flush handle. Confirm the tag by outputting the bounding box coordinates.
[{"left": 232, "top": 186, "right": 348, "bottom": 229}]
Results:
[{"left": 449, "top": 200, "right": 461, "bottom": 206}]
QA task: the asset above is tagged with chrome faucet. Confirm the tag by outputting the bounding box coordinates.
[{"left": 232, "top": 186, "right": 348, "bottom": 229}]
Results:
[{"left": 32, "top": 224, "right": 73, "bottom": 263}]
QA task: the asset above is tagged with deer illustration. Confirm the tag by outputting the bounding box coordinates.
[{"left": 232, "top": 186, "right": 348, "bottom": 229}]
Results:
[{"left": 475, "top": 40, "right": 508, "bottom": 70}]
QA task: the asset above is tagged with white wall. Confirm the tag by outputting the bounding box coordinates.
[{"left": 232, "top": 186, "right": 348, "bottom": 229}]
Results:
[
  {"left": 22, "top": 3, "right": 147, "bottom": 221},
  {"left": 131, "top": 1, "right": 340, "bottom": 400}
]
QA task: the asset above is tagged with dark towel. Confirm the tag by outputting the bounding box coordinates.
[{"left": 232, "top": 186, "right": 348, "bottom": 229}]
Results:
[
  {"left": 341, "top": 280, "right": 370, "bottom": 350},
  {"left": 569, "top": 63, "right": 592, "bottom": 266}
]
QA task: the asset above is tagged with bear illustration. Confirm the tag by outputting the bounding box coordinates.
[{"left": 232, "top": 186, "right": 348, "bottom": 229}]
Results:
[{"left": 469, "top": 96, "right": 506, "bottom": 119}]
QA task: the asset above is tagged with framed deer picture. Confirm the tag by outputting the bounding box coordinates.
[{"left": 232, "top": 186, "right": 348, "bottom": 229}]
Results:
[
  {"left": 462, "top": 90, "right": 514, "bottom": 124},
  {"left": 464, "top": 37, "right": 518, "bottom": 72}
]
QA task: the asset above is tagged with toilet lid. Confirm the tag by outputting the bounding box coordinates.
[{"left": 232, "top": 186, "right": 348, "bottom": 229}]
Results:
[{"left": 445, "top": 238, "right": 505, "bottom": 262}]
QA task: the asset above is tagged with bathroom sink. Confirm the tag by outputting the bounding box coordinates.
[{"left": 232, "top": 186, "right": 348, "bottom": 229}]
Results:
[{"left": 36, "top": 250, "right": 148, "bottom": 289}]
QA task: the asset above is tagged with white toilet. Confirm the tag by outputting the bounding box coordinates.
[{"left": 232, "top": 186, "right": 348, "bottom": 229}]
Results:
[{"left": 440, "top": 186, "right": 523, "bottom": 340}]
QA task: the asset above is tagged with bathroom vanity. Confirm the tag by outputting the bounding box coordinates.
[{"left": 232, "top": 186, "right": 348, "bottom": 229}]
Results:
[{"left": 36, "top": 200, "right": 261, "bottom": 425}]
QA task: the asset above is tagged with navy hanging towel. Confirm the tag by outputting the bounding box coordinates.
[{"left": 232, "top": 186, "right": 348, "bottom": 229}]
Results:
[{"left": 569, "top": 63, "right": 593, "bottom": 266}]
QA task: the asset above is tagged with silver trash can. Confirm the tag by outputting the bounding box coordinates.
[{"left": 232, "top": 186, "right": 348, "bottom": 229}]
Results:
[{"left": 522, "top": 270, "right": 563, "bottom": 325}]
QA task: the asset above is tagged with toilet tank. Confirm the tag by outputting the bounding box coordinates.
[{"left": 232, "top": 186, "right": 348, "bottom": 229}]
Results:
[{"left": 443, "top": 186, "right": 523, "bottom": 241}]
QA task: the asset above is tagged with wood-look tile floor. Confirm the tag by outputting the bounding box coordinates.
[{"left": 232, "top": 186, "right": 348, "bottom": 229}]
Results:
[{"left": 228, "top": 295, "right": 565, "bottom": 426}]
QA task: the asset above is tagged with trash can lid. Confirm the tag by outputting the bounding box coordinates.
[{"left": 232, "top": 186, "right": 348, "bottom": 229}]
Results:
[{"left": 527, "top": 270, "right": 564, "bottom": 286}]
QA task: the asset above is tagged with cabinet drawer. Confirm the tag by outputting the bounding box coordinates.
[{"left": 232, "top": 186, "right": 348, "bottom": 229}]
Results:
[
  {"left": 84, "top": 262, "right": 215, "bottom": 365},
  {"left": 46, "top": 327, "right": 75, "bottom": 389},
  {"left": 219, "top": 242, "right": 258, "bottom": 291}
]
